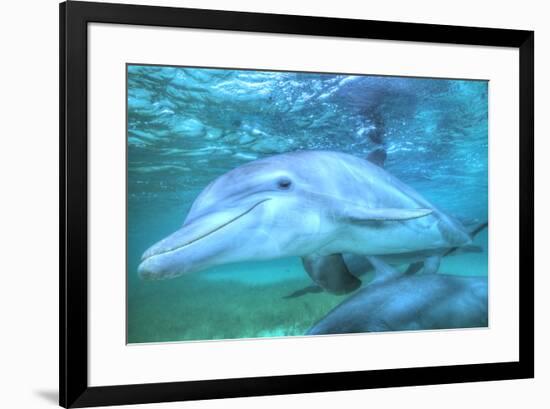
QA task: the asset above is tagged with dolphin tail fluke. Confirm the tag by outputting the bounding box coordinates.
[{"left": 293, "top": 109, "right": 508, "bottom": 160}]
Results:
[
  {"left": 302, "top": 254, "right": 361, "bottom": 295},
  {"left": 457, "top": 244, "right": 483, "bottom": 253},
  {"left": 468, "top": 221, "right": 488, "bottom": 238},
  {"left": 444, "top": 221, "right": 488, "bottom": 257}
]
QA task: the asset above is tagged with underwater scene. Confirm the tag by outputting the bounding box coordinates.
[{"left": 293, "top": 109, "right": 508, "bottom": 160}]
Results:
[{"left": 127, "top": 64, "right": 488, "bottom": 343}]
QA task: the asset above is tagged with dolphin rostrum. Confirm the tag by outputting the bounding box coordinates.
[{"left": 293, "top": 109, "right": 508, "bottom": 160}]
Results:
[{"left": 138, "top": 150, "right": 473, "bottom": 294}]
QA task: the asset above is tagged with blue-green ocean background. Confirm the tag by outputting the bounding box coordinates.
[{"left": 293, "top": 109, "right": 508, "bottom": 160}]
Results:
[{"left": 127, "top": 65, "right": 488, "bottom": 343}]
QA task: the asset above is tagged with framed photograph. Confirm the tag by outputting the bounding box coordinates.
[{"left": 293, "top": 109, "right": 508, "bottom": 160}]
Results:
[{"left": 60, "top": 1, "right": 534, "bottom": 407}]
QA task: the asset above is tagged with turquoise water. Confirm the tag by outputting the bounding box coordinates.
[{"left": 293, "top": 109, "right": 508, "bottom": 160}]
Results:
[{"left": 127, "top": 65, "right": 488, "bottom": 343}]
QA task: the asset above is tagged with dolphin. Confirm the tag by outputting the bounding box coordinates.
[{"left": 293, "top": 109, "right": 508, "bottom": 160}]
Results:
[
  {"left": 306, "top": 273, "right": 488, "bottom": 335},
  {"left": 138, "top": 150, "right": 473, "bottom": 294},
  {"left": 283, "top": 223, "right": 487, "bottom": 299}
]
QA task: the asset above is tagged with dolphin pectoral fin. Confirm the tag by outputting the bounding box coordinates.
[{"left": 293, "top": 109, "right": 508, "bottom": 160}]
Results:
[
  {"left": 421, "top": 256, "right": 441, "bottom": 275},
  {"left": 302, "top": 254, "right": 361, "bottom": 295},
  {"left": 282, "top": 285, "right": 324, "bottom": 299},
  {"left": 367, "top": 256, "right": 401, "bottom": 284},
  {"left": 339, "top": 206, "right": 433, "bottom": 223},
  {"left": 443, "top": 221, "right": 486, "bottom": 256},
  {"left": 310, "top": 193, "right": 432, "bottom": 222},
  {"left": 404, "top": 261, "right": 424, "bottom": 276}
]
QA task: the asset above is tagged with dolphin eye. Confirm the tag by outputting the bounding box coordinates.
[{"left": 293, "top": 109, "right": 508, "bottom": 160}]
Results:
[{"left": 277, "top": 177, "right": 292, "bottom": 190}]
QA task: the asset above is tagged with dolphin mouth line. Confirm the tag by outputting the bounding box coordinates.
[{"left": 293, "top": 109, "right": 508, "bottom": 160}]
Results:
[{"left": 142, "top": 198, "right": 271, "bottom": 261}]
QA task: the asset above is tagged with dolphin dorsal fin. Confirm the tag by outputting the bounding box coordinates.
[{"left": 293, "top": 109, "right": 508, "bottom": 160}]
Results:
[{"left": 366, "top": 148, "right": 387, "bottom": 168}]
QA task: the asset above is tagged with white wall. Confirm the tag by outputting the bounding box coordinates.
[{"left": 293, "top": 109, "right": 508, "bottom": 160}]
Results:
[{"left": 0, "top": 0, "right": 546, "bottom": 408}]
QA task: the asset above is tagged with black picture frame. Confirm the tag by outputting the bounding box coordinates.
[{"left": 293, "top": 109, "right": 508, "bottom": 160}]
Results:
[{"left": 60, "top": 1, "right": 534, "bottom": 407}]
